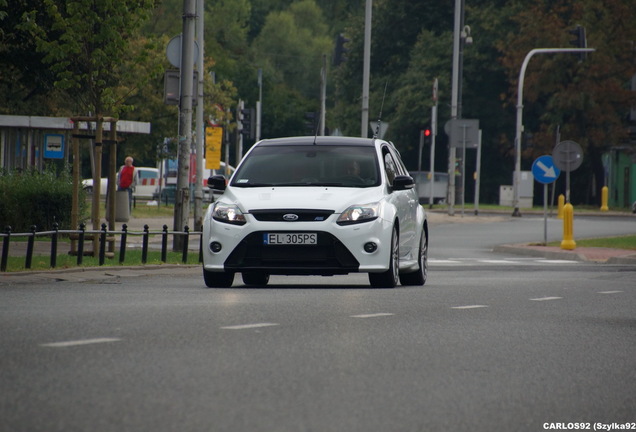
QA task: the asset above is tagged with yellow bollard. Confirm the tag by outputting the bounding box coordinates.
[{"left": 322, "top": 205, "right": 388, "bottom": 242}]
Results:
[
  {"left": 600, "top": 186, "right": 609, "bottom": 211},
  {"left": 560, "top": 203, "right": 576, "bottom": 250},
  {"left": 557, "top": 194, "right": 565, "bottom": 219}
]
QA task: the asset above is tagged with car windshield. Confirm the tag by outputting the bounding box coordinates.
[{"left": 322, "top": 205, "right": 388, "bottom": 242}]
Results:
[{"left": 231, "top": 144, "right": 380, "bottom": 188}]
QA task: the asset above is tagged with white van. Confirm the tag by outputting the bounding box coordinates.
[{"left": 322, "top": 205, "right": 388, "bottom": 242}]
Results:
[
  {"left": 82, "top": 167, "right": 159, "bottom": 200},
  {"left": 156, "top": 159, "right": 234, "bottom": 203}
]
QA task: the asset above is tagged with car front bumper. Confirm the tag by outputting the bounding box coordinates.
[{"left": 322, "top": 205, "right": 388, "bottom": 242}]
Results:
[{"left": 202, "top": 215, "right": 394, "bottom": 276}]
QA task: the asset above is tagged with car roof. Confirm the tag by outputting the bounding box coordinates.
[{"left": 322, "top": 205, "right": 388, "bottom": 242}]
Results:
[{"left": 256, "top": 136, "right": 381, "bottom": 147}]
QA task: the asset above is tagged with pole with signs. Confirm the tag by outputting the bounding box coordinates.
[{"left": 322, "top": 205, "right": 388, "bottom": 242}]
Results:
[{"left": 532, "top": 155, "right": 560, "bottom": 245}]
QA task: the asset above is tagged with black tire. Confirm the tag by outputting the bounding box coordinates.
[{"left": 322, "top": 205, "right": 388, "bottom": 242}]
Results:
[
  {"left": 242, "top": 272, "right": 270, "bottom": 286},
  {"left": 399, "top": 229, "right": 428, "bottom": 286},
  {"left": 368, "top": 226, "right": 399, "bottom": 288},
  {"left": 203, "top": 268, "right": 234, "bottom": 288}
]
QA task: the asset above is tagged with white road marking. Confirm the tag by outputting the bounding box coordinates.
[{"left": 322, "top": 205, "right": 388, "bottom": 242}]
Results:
[
  {"left": 451, "top": 305, "right": 488, "bottom": 309},
  {"left": 536, "top": 259, "right": 580, "bottom": 264},
  {"left": 429, "top": 258, "right": 581, "bottom": 265},
  {"left": 40, "top": 338, "right": 121, "bottom": 348},
  {"left": 221, "top": 323, "right": 280, "bottom": 330},
  {"left": 530, "top": 296, "right": 563, "bottom": 301},
  {"left": 598, "top": 290, "right": 623, "bottom": 294},
  {"left": 350, "top": 313, "right": 395, "bottom": 318}
]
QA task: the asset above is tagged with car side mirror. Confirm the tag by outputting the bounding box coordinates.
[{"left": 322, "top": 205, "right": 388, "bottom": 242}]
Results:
[
  {"left": 392, "top": 175, "right": 415, "bottom": 191},
  {"left": 208, "top": 175, "right": 227, "bottom": 191}
]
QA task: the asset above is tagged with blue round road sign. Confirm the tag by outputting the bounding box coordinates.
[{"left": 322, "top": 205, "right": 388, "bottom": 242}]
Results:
[{"left": 532, "top": 155, "right": 560, "bottom": 184}]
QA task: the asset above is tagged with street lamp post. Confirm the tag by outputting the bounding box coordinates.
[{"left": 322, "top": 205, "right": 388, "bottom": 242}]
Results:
[{"left": 512, "top": 47, "right": 595, "bottom": 217}]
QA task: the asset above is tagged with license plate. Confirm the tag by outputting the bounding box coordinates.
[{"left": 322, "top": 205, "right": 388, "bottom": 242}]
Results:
[{"left": 264, "top": 233, "right": 317, "bottom": 245}]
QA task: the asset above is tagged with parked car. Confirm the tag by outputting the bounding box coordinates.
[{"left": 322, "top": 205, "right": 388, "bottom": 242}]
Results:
[
  {"left": 82, "top": 167, "right": 159, "bottom": 200},
  {"left": 201, "top": 136, "right": 428, "bottom": 288}
]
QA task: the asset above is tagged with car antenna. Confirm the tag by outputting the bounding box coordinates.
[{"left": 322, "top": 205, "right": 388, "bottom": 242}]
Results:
[
  {"left": 373, "top": 81, "right": 389, "bottom": 139},
  {"left": 313, "top": 112, "right": 321, "bottom": 145}
]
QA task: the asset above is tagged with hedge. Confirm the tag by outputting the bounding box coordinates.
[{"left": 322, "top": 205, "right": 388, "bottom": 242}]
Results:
[{"left": 0, "top": 167, "right": 88, "bottom": 232}]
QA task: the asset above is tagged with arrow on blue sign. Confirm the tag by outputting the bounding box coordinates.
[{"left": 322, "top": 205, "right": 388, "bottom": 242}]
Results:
[{"left": 532, "top": 155, "right": 560, "bottom": 184}]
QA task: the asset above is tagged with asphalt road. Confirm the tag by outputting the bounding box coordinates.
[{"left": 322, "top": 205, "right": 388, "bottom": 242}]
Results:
[{"left": 1, "top": 214, "right": 635, "bottom": 432}]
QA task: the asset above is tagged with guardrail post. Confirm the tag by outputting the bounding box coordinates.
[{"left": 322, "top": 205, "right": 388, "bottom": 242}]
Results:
[
  {"left": 161, "top": 225, "right": 168, "bottom": 262},
  {"left": 99, "top": 223, "right": 107, "bottom": 266},
  {"left": 1, "top": 226, "right": 11, "bottom": 272},
  {"left": 50, "top": 222, "right": 59, "bottom": 268},
  {"left": 25, "top": 225, "right": 36, "bottom": 269},
  {"left": 77, "top": 223, "right": 85, "bottom": 265},
  {"left": 119, "top": 224, "right": 128, "bottom": 264},
  {"left": 142, "top": 225, "right": 149, "bottom": 264},
  {"left": 182, "top": 225, "right": 190, "bottom": 263}
]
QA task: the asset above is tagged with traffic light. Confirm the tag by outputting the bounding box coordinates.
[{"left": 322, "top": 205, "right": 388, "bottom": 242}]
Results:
[
  {"left": 333, "top": 33, "right": 350, "bottom": 66},
  {"left": 568, "top": 25, "right": 587, "bottom": 61},
  {"left": 423, "top": 128, "right": 432, "bottom": 146},
  {"left": 239, "top": 107, "right": 255, "bottom": 140}
]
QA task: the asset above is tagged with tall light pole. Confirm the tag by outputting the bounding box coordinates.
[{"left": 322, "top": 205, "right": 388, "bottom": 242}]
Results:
[
  {"left": 193, "top": 0, "right": 204, "bottom": 232},
  {"left": 173, "top": 0, "right": 196, "bottom": 250},
  {"left": 448, "top": 0, "right": 463, "bottom": 216},
  {"left": 361, "top": 0, "right": 372, "bottom": 137},
  {"left": 511, "top": 47, "right": 595, "bottom": 217}
]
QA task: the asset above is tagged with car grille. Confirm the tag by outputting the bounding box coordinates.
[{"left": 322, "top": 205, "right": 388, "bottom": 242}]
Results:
[
  {"left": 224, "top": 231, "right": 359, "bottom": 275},
  {"left": 249, "top": 209, "right": 335, "bottom": 222}
]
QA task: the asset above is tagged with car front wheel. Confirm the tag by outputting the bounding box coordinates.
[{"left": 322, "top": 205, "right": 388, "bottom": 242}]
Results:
[
  {"left": 368, "top": 226, "right": 399, "bottom": 288},
  {"left": 203, "top": 269, "right": 234, "bottom": 288}
]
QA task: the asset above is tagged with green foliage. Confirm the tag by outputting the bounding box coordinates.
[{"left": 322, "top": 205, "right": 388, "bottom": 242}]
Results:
[
  {"left": 18, "top": 0, "right": 158, "bottom": 116},
  {"left": 0, "top": 167, "right": 88, "bottom": 232},
  {"left": 3, "top": 0, "right": 636, "bottom": 207}
]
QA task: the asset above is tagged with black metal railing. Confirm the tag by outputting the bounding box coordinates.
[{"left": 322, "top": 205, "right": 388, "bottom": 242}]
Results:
[{"left": 1, "top": 223, "right": 202, "bottom": 272}]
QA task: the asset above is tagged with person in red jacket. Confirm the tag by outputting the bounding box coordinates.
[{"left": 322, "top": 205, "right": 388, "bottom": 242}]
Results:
[{"left": 117, "top": 156, "right": 135, "bottom": 212}]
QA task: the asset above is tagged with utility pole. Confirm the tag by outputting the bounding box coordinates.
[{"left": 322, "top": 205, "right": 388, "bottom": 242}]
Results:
[
  {"left": 320, "top": 54, "right": 327, "bottom": 136},
  {"left": 361, "top": 0, "right": 372, "bottom": 138},
  {"left": 173, "top": 0, "right": 196, "bottom": 250},
  {"left": 448, "top": 0, "right": 463, "bottom": 216},
  {"left": 193, "top": 0, "right": 204, "bottom": 232}
]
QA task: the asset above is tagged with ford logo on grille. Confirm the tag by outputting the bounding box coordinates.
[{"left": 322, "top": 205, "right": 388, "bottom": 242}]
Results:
[{"left": 282, "top": 213, "right": 299, "bottom": 221}]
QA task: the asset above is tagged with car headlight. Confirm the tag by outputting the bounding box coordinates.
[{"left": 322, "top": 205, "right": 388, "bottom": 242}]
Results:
[
  {"left": 337, "top": 202, "right": 380, "bottom": 225},
  {"left": 212, "top": 202, "right": 246, "bottom": 225}
]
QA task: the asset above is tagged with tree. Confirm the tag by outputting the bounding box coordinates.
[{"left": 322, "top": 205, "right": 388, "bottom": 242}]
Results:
[
  {"left": 497, "top": 0, "right": 636, "bottom": 204},
  {"left": 19, "top": 0, "right": 159, "bottom": 117}
]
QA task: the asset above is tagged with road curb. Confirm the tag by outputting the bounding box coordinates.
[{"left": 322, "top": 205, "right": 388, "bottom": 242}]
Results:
[{"left": 493, "top": 244, "right": 586, "bottom": 262}]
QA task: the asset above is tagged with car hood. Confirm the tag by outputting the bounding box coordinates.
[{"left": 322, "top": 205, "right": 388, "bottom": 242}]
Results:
[{"left": 222, "top": 186, "right": 385, "bottom": 213}]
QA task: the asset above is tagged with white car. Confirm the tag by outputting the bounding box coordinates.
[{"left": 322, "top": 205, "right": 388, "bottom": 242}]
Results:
[{"left": 202, "top": 136, "right": 428, "bottom": 288}]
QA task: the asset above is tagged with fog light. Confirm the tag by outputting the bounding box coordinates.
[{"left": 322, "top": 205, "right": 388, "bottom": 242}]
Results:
[
  {"left": 364, "top": 242, "right": 377, "bottom": 253},
  {"left": 210, "top": 241, "right": 222, "bottom": 253}
]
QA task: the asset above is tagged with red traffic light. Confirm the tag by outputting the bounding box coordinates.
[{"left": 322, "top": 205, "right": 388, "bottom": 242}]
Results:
[{"left": 424, "top": 129, "right": 431, "bottom": 137}]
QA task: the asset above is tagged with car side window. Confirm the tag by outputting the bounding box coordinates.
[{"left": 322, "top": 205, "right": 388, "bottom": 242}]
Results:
[
  {"left": 383, "top": 150, "right": 398, "bottom": 185},
  {"left": 388, "top": 145, "right": 409, "bottom": 176}
]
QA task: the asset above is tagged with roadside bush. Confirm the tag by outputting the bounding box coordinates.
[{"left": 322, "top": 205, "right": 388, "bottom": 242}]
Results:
[{"left": 0, "top": 167, "right": 88, "bottom": 232}]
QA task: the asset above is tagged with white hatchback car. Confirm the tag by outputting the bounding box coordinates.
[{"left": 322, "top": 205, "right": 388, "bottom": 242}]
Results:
[{"left": 202, "top": 136, "right": 428, "bottom": 288}]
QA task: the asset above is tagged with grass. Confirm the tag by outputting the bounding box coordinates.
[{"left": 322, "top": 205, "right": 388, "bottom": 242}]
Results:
[
  {"left": 547, "top": 235, "right": 636, "bottom": 250},
  {"left": 3, "top": 249, "right": 201, "bottom": 272}
]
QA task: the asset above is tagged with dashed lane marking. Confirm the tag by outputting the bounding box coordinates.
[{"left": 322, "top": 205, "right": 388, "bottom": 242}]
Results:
[
  {"left": 598, "top": 290, "right": 623, "bottom": 294},
  {"left": 351, "top": 313, "right": 395, "bottom": 318},
  {"left": 530, "top": 297, "right": 563, "bottom": 301},
  {"left": 451, "top": 305, "right": 489, "bottom": 310},
  {"left": 40, "top": 338, "right": 122, "bottom": 348},
  {"left": 221, "top": 323, "right": 280, "bottom": 330}
]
